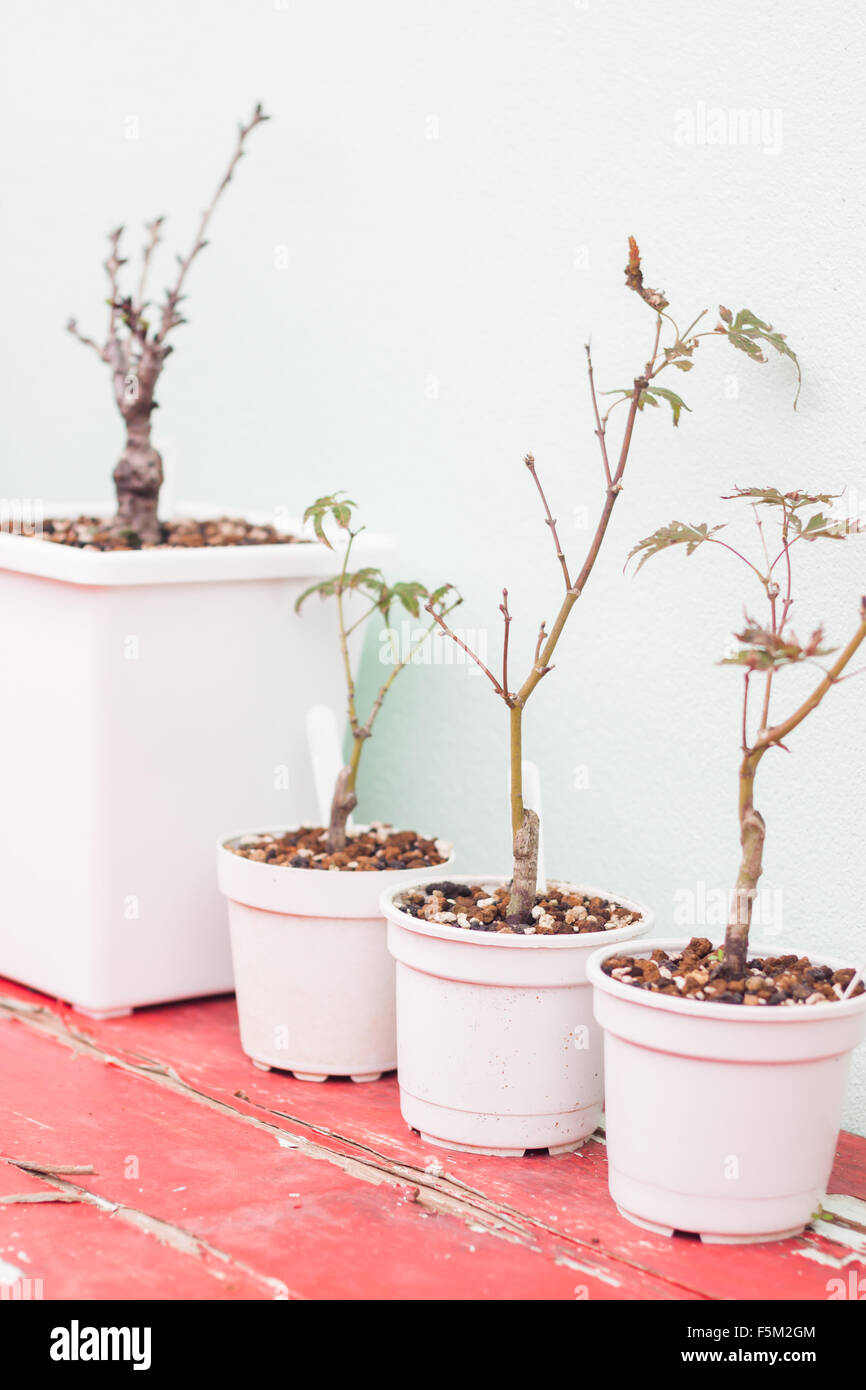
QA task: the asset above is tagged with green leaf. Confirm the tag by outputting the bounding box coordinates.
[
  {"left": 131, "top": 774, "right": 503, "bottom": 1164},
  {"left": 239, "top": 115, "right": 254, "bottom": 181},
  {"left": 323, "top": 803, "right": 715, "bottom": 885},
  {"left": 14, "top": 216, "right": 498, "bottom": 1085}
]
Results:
[
  {"left": 605, "top": 385, "right": 691, "bottom": 425},
  {"left": 645, "top": 386, "right": 691, "bottom": 427},
  {"left": 294, "top": 576, "right": 340, "bottom": 613},
  {"left": 428, "top": 583, "right": 461, "bottom": 612},
  {"left": 799, "top": 511, "right": 848, "bottom": 541},
  {"left": 302, "top": 492, "right": 358, "bottom": 549},
  {"left": 721, "top": 309, "right": 801, "bottom": 408},
  {"left": 626, "top": 521, "right": 726, "bottom": 574},
  {"left": 344, "top": 566, "right": 386, "bottom": 595},
  {"left": 388, "top": 580, "right": 430, "bottom": 619}
]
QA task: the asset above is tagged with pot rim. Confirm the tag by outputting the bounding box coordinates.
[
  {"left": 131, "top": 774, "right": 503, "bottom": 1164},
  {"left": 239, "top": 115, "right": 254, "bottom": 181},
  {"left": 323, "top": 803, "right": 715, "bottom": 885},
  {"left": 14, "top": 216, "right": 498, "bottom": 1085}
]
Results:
[
  {"left": 588, "top": 935, "right": 866, "bottom": 1023},
  {"left": 218, "top": 823, "right": 454, "bottom": 878},
  {"left": 380, "top": 872, "right": 654, "bottom": 950},
  {"left": 0, "top": 500, "right": 392, "bottom": 587}
]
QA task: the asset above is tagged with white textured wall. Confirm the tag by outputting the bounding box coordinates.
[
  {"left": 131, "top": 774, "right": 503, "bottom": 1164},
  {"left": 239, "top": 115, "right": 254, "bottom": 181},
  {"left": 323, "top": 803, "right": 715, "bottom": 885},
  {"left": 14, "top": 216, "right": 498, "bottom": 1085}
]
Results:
[{"left": 3, "top": 0, "right": 866, "bottom": 1130}]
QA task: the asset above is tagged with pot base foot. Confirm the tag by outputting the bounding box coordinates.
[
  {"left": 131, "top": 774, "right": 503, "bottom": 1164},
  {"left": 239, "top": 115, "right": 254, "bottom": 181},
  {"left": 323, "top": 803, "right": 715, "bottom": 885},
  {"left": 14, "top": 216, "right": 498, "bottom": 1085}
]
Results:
[
  {"left": 615, "top": 1205, "right": 674, "bottom": 1237},
  {"left": 74, "top": 1005, "right": 133, "bottom": 1020},
  {"left": 699, "top": 1225, "right": 805, "bottom": 1245},
  {"left": 615, "top": 1204, "right": 805, "bottom": 1245},
  {"left": 251, "top": 1059, "right": 272, "bottom": 1072},
  {"left": 292, "top": 1071, "right": 328, "bottom": 1083},
  {"left": 548, "top": 1139, "right": 588, "bottom": 1156},
  {"left": 417, "top": 1130, "right": 587, "bottom": 1159},
  {"left": 350, "top": 1072, "right": 382, "bottom": 1083}
]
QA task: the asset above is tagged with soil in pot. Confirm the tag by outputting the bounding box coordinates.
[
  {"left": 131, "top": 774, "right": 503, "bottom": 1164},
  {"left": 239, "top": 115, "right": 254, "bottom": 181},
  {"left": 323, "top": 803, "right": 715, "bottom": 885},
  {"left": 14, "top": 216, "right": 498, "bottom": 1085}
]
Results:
[
  {"left": 230, "top": 823, "right": 449, "bottom": 873},
  {"left": 602, "top": 935, "right": 865, "bottom": 1006},
  {"left": 2, "top": 515, "right": 303, "bottom": 550},
  {"left": 395, "top": 880, "right": 643, "bottom": 935}
]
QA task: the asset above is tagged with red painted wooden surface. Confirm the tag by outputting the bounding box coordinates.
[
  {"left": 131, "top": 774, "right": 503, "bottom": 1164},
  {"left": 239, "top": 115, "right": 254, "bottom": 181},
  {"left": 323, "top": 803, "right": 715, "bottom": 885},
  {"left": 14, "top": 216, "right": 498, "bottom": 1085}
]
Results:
[{"left": 1, "top": 976, "right": 864, "bottom": 1301}]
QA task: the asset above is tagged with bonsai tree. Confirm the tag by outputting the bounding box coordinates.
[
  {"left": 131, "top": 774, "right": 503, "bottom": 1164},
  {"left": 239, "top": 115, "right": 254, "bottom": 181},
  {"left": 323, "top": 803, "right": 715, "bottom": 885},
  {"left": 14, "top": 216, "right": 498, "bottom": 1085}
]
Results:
[
  {"left": 427, "top": 241, "right": 801, "bottom": 923},
  {"left": 66, "top": 104, "right": 270, "bottom": 543},
  {"left": 628, "top": 487, "right": 866, "bottom": 978},
  {"left": 296, "top": 494, "right": 460, "bottom": 851}
]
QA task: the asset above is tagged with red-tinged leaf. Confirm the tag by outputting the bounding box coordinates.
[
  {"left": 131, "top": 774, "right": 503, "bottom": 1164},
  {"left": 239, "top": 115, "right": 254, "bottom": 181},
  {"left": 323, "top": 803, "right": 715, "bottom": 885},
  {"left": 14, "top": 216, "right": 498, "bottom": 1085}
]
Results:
[{"left": 626, "top": 520, "right": 726, "bottom": 574}]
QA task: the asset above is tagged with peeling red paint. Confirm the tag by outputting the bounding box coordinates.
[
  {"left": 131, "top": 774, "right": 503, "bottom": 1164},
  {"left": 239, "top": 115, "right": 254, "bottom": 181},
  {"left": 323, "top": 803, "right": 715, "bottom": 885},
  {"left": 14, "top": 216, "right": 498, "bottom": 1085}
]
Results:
[{"left": 0, "top": 979, "right": 863, "bottom": 1301}]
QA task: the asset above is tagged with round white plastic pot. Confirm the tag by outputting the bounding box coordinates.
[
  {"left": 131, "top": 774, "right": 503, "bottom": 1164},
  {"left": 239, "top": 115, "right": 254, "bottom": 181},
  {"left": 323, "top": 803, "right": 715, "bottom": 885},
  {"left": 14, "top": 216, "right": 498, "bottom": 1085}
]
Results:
[
  {"left": 381, "top": 875, "right": 653, "bottom": 1156},
  {"left": 218, "top": 827, "right": 453, "bottom": 1082},
  {"left": 588, "top": 936, "right": 866, "bottom": 1244}
]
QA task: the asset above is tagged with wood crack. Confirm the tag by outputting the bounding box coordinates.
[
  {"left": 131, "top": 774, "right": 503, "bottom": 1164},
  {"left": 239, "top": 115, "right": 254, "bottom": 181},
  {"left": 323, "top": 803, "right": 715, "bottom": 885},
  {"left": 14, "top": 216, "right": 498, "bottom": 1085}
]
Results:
[{"left": 0, "top": 1156, "right": 294, "bottom": 1299}]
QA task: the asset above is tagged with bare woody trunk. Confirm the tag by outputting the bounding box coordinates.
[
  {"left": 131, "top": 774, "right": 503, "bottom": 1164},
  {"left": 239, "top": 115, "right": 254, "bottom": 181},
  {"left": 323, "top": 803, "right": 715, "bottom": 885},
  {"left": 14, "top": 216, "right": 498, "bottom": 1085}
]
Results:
[
  {"left": 507, "top": 808, "right": 540, "bottom": 924},
  {"left": 327, "top": 765, "right": 358, "bottom": 853},
  {"left": 104, "top": 268, "right": 168, "bottom": 543},
  {"left": 722, "top": 752, "right": 766, "bottom": 978},
  {"left": 506, "top": 704, "right": 540, "bottom": 922},
  {"left": 113, "top": 412, "right": 163, "bottom": 543}
]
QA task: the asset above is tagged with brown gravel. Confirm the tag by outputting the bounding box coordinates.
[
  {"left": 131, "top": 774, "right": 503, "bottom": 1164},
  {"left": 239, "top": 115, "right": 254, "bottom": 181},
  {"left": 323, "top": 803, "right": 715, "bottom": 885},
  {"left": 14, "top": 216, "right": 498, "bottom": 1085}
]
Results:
[
  {"left": 1, "top": 516, "right": 302, "bottom": 551},
  {"left": 602, "top": 935, "right": 865, "bottom": 1006},
  {"left": 230, "top": 824, "right": 448, "bottom": 872},
  {"left": 395, "top": 881, "right": 642, "bottom": 935}
]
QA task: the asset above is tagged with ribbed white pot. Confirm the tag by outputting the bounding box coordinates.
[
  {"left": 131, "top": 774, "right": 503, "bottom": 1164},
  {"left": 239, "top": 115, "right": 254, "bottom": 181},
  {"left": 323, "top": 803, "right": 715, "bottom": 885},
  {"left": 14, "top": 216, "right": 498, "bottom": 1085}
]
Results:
[
  {"left": 588, "top": 936, "right": 866, "bottom": 1243},
  {"left": 0, "top": 503, "right": 387, "bottom": 1017},
  {"left": 218, "top": 827, "right": 453, "bottom": 1081},
  {"left": 381, "top": 875, "right": 653, "bottom": 1156}
]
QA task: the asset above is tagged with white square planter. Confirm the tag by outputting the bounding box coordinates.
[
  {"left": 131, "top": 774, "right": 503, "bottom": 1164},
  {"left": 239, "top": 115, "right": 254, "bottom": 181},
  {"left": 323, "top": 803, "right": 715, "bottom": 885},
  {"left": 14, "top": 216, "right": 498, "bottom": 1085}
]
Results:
[{"left": 0, "top": 503, "right": 385, "bottom": 1016}]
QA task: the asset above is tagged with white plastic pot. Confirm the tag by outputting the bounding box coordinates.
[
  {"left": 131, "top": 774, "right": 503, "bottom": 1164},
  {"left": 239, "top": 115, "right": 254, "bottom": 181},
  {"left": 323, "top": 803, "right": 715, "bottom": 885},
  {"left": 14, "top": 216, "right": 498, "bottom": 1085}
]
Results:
[
  {"left": 588, "top": 936, "right": 866, "bottom": 1243},
  {"left": 0, "top": 503, "right": 386, "bottom": 1017},
  {"left": 381, "top": 875, "right": 653, "bottom": 1156},
  {"left": 218, "top": 827, "right": 454, "bottom": 1081}
]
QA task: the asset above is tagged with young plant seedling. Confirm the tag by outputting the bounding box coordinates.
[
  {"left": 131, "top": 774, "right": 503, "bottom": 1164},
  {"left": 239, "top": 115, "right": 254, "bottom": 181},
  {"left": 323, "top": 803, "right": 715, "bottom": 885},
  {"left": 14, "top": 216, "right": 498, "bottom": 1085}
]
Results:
[
  {"left": 296, "top": 494, "right": 461, "bottom": 852},
  {"left": 629, "top": 487, "right": 866, "bottom": 978},
  {"left": 67, "top": 104, "right": 270, "bottom": 543},
  {"left": 427, "top": 241, "right": 801, "bottom": 923}
]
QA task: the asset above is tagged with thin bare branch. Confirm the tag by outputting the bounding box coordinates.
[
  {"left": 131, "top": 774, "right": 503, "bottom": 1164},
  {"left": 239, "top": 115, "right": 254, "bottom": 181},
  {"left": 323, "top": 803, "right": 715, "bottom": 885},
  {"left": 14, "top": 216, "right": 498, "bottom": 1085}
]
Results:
[
  {"left": 157, "top": 104, "right": 269, "bottom": 344},
  {"left": 585, "top": 343, "right": 611, "bottom": 485},
  {"left": 425, "top": 601, "right": 507, "bottom": 698},
  {"left": 524, "top": 453, "right": 571, "bottom": 592},
  {"left": 136, "top": 216, "right": 165, "bottom": 313},
  {"left": 104, "top": 225, "right": 125, "bottom": 343},
  {"left": 66, "top": 319, "right": 106, "bottom": 359},
  {"left": 499, "top": 588, "right": 512, "bottom": 698}
]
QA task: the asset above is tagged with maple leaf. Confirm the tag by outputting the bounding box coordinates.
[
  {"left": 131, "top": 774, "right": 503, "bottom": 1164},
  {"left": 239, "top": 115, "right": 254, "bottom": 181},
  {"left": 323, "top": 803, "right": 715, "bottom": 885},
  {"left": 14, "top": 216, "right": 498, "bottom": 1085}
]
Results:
[
  {"left": 626, "top": 520, "right": 725, "bottom": 574},
  {"left": 716, "top": 309, "right": 801, "bottom": 408},
  {"left": 720, "top": 618, "right": 835, "bottom": 670}
]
